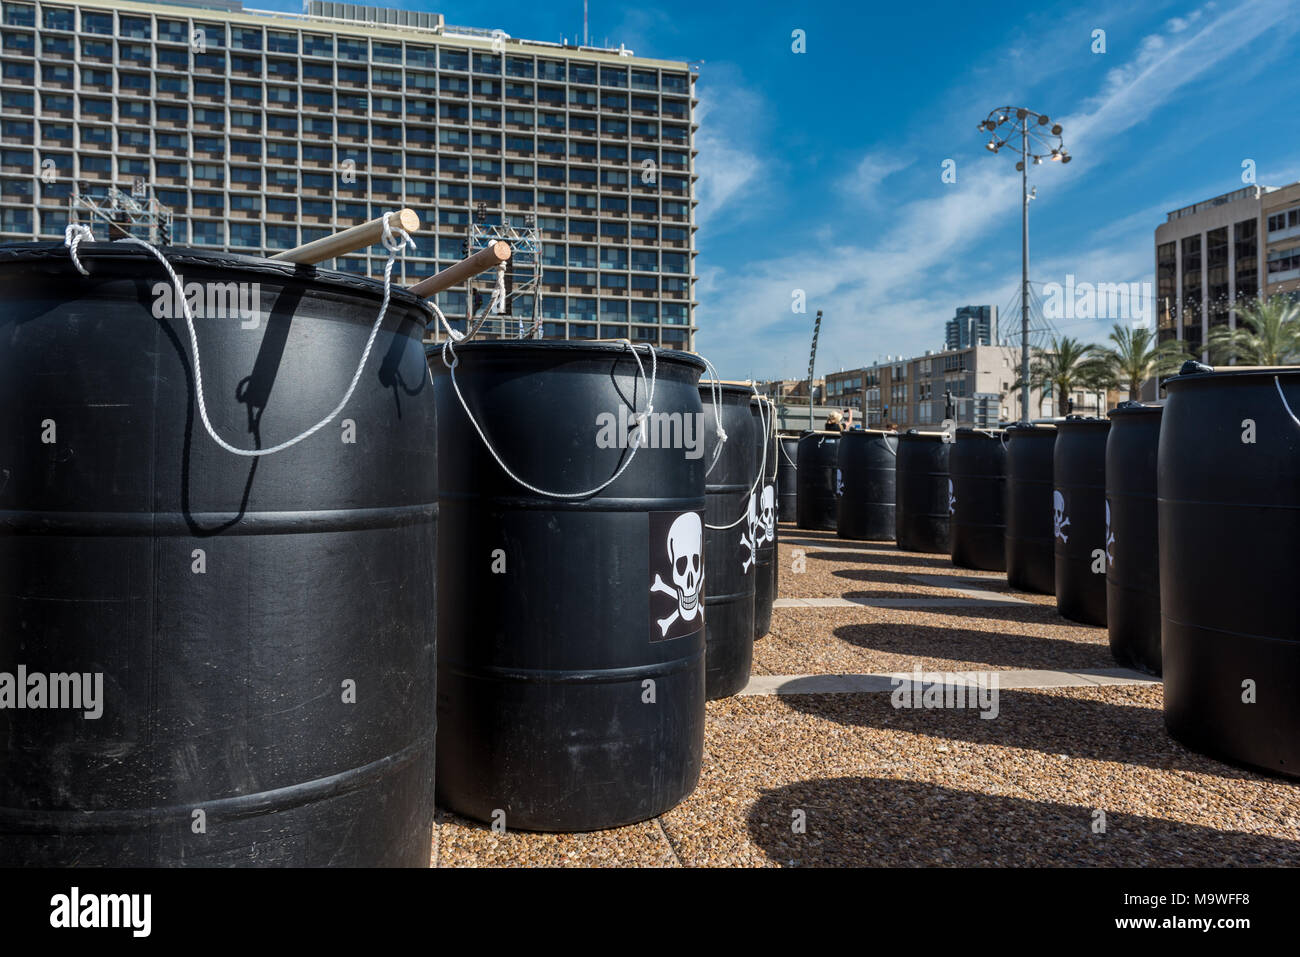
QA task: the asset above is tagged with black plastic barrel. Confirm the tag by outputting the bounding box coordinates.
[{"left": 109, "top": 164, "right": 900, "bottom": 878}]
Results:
[
  {"left": 836, "top": 429, "right": 897, "bottom": 541},
  {"left": 1005, "top": 423, "right": 1058, "bottom": 594},
  {"left": 894, "top": 431, "right": 951, "bottom": 553},
  {"left": 949, "top": 428, "right": 1006, "bottom": 570},
  {"left": 0, "top": 243, "right": 437, "bottom": 866},
  {"left": 776, "top": 435, "right": 799, "bottom": 522},
  {"left": 1053, "top": 416, "right": 1111, "bottom": 626},
  {"left": 795, "top": 431, "right": 839, "bottom": 530},
  {"left": 431, "top": 341, "right": 707, "bottom": 831},
  {"left": 699, "top": 383, "right": 759, "bottom": 699},
  {"left": 753, "top": 399, "right": 777, "bottom": 639},
  {"left": 1106, "top": 402, "right": 1163, "bottom": 674},
  {"left": 1161, "top": 365, "right": 1300, "bottom": 778}
]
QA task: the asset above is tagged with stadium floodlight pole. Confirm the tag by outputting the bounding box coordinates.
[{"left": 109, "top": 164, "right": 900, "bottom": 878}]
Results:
[{"left": 978, "top": 107, "right": 1069, "bottom": 420}]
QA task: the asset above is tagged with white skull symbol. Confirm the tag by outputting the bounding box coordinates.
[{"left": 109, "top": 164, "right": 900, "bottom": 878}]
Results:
[
  {"left": 1053, "top": 489, "right": 1071, "bottom": 543},
  {"left": 740, "top": 492, "right": 758, "bottom": 573},
  {"left": 1105, "top": 499, "right": 1115, "bottom": 567},
  {"left": 836, "top": 468, "right": 844, "bottom": 497},
  {"left": 760, "top": 484, "right": 775, "bottom": 543},
  {"left": 667, "top": 511, "right": 703, "bottom": 619},
  {"left": 948, "top": 478, "right": 955, "bottom": 516}
]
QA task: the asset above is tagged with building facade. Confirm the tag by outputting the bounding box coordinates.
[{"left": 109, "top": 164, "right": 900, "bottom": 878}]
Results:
[
  {"left": 825, "top": 344, "right": 1065, "bottom": 430},
  {"left": 0, "top": 0, "right": 699, "bottom": 348},
  {"left": 1154, "top": 181, "right": 1300, "bottom": 358},
  {"left": 944, "top": 304, "right": 998, "bottom": 351}
]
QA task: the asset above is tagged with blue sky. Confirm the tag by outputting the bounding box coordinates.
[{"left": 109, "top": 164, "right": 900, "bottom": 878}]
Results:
[{"left": 265, "top": 0, "right": 1300, "bottom": 378}]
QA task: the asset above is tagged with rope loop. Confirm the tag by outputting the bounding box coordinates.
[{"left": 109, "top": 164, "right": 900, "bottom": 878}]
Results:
[
  {"left": 445, "top": 339, "right": 659, "bottom": 499},
  {"left": 63, "top": 213, "right": 416, "bottom": 458}
]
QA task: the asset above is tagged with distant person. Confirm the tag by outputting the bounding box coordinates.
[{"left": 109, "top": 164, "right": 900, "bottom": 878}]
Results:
[
  {"left": 842, "top": 408, "right": 854, "bottom": 430},
  {"left": 825, "top": 410, "right": 843, "bottom": 432}
]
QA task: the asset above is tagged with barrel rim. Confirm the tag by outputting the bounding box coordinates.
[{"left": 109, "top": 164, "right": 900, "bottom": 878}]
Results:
[
  {"left": 433, "top": 337, "right": 707, "bottom": 371},
  {"left": 0, "top": 240, "right": 430, "bottom": 311},
  {"left": 841, "top": 428, "right": 900, "bottom": 439},
  {"left": 1107, "top": 401, "right": 1164, "bottom": 418},
  {"left": 1055, "top": 416, "right": 1112, "bottom": 431},
  {"left": 1165, "top": 365, "right": 1300, "bottom": 389},
  {"left": 699, "top": 381, "right": 758, "bottom": 397},
  {"left": 899, "top": 430, "right": 947, "bottom": 441}
]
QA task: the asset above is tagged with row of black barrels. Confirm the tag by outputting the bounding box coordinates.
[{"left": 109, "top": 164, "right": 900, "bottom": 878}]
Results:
[
  {"left": 0, "top": 245, "right": 778, "bottom": 865},
  {"left": 783, "top": 363, "right": 1300, "bottom": 783}
]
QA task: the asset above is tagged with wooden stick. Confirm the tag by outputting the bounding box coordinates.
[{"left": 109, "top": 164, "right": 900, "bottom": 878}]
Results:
[
  {"left": 270, "top": 209, "right": 420, "bottom": 264},
  {"left": 409, "top": 240, "right": 512, "bottom": 299}
]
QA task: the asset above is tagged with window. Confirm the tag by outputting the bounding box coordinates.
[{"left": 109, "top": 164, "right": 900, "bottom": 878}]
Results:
[{"left": 304, "top": 34, "right": 333, "bottom": 57}]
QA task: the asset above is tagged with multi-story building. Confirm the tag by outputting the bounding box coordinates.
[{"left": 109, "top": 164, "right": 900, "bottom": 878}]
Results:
[
  {"left": 825, "top": 344, "right": 1062, "bottom": 430},
  {"left": 944, "top": 304, "right": 998, "bottom": 351},
  {"left": 1154, "top": 181, "right": 1300, "bottom": 358},
  {"left": 0, "top": 0, "right": 699, "bottom": 348}
]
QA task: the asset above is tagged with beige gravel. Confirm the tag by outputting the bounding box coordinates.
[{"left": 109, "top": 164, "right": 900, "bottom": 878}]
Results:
[{"left": 431, "top": 521, "right": 1300, "bottom": 866}]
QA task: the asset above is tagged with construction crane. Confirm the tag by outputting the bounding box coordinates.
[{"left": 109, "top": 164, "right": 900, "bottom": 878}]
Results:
[
  {"left": 807, "top": 308, "right": 822, "bottom": 431},
  {"left": 69, "top": 180, "right": 172, "bottom": 245}
]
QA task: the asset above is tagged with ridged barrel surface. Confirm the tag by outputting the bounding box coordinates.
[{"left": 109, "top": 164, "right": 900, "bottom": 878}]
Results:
[
  {"left": 1160, "top": 367, "right": 1300, "bottom": 778},
  {"left": 796, "top": 432, "right": 840, "bottom": 531},
  {"left": 949, "top": 428, "right": 1006, "bottom": 571},
  {"left": 895, "top": 432, "right": 950, "bottom": 553},
  {"left": 1106, "top": 403, "right": 1162, "bottom": 674},
  {"left": 777, "top": 435, "right": 799, "bottom": 523},
  {"left": 836, "top": 430, "right": 897, "bottom": 541},
  {"left": 753, "top": 399, "right": 778, "bottom": 639},
  {"left": 1053, "top": 418, "right": 1110, "bottom": 626},
  {"left": 1005, "top": 424, "right": 1058, "bottom": 594},
  {"left": 432, "top": 341, "right": 707, "bottom": 830},
  {"left": 0, "top": 243, "right": 437, "bottom": 866},
  {"left": 699, "top": 383, "right": 759, "bottom": 699}
]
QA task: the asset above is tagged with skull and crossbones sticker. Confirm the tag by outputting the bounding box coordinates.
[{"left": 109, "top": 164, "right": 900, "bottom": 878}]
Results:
[
  {"left": 648, "top": 511, "right": 704, "bottom": 641},
  {"left": 1053, "top": 490, "right": 1071, "bottom": 543},
  {"left": 760, "top": 484, "right": 776, "bottom": 544},
  {"left": 948, "top": 479, "right": 956, "bottom": 516},
  {"left": 740, "top": 492, "right": 759, "bottom": 574}
]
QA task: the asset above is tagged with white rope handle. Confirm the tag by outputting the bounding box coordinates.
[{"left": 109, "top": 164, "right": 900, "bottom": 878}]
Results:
[
  {"left": 778, "top": 436, "right": 798, "bottom": 469},
  {"left": 441, "top": 338, "right": 659, "bottom": 499},
  {"left": 699, "top": 354, "right": 728, "bottom": 478},
  {"left": 1275, "top": 376, "right": 1300, "bottom": 428},
  {"left": 706, "top": 381, "right": 769, "bottom": 531},
  {"left": 64, "top": 213, "right": 417, "bottom": 458},
  {"left": 883, "top": 432, "right": 898, "bottom": 457}
]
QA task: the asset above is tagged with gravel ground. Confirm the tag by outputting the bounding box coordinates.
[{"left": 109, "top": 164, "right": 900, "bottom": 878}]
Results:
[{"left": 432, "top": 522, "right": 1300, "bottom": 866}]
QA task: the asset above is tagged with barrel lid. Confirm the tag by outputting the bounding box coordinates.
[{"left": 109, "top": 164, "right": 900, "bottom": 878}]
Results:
[
  {"left": 955, "top": 426, "right": 1005, "bottom": 437},
  {"left": 1107, "top": 400, "right": 1163, "bottom": 418},
  {"left": 1057, "top": 414, "right": 1110, "bottom": 427},
  {"left": 0, "top": 240, "right": 429, "bottom": 311},
  {"left": 1004, "top": 421, "right": 1057, "bottom": 436},
  {"left": 1164, "top": 361, "right": 1300, "bottom": 389},
  {"left": 699, "top": 380, "right": 757, "bottom": 397},
  {"left": 843, "top": 427, "right": 899, "bottom": 439},
  {"left": 445, "top": 337, "right": 707, "bottom": 371}
]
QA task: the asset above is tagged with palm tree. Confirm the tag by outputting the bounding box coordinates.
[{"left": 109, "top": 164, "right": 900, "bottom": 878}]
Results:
[
  {"left": 1094, "top": 324, "right": 1190, "bottom": 401},
  {"left": 1009, "top": 335, "right": 1108, "bottom": 417},
  {"left": 1206, "top": 295, "right": 1300, "bottom": 366}
]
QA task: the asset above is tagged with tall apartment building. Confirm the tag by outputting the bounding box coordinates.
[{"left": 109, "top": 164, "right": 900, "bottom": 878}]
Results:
[
  {"left": 0, "top": 0, "right": 699, "bottom": 348},
  {"left": 825, "top": 344, "right": 1063, "bottom": 430},
  {"left": 944, "top": 304, "right": 998, "bottom": 351},
  {"left": 1154, "top": 181, "right": 1300, "bottom": 357}
]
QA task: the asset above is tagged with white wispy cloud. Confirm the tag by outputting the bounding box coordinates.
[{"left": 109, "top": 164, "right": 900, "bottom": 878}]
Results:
[
  {"left": 693, "top": 70, "right": 766, "bottom": 230},
  {"left": 695, "top": 0, "right": 1300, "bottom": 379}
]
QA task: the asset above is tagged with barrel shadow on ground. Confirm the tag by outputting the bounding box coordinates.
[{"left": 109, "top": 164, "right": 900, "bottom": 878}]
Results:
[
  {"left": 805, "top": 551, "right": 957, "bottom": 570},
  {"left": 892, "top": 601, "right": 1090, "bottom": 626},
  {"left": 746, "top": 776, "right": 1300, "bottom": 866},
  {"left": 775, "top": 690, "right": 1261, "bottom": 781},
  {"left": 830, "top": 623, "right": 1112, "bottom": 671}
]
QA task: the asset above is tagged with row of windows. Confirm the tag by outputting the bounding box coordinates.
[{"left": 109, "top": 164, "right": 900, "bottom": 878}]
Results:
[
  {"left": 1268, "top": 206, "right": 1300, "bottom": 234},
  {"left": 2, "top": 55, "right": 691, "bottom": 116},
  {"left": 0, "top": 4, "right": 690, "bottom": 92}
]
